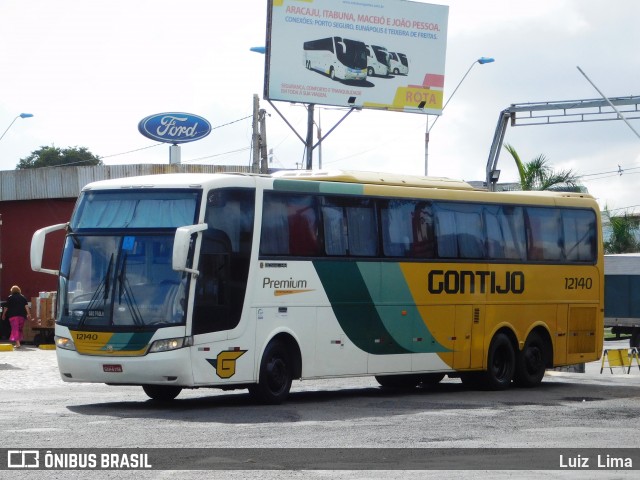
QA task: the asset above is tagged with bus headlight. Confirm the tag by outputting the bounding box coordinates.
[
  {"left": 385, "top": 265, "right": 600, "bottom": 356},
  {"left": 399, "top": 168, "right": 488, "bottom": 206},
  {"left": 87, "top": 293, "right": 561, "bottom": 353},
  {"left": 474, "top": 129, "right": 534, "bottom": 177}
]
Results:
[
  {"left": 149, "top": 336, "right": 193, "bottom": 353},
  {"left": 55, "top": 336, "right": 76, "bottom": 351}
]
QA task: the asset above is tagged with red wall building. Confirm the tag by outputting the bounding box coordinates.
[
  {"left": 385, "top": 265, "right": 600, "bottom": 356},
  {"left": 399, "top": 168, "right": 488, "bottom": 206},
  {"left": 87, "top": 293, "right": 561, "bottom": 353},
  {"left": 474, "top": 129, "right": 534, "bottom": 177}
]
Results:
[{"left": 0, "top": 199, "right": 75, "bottom": 300}]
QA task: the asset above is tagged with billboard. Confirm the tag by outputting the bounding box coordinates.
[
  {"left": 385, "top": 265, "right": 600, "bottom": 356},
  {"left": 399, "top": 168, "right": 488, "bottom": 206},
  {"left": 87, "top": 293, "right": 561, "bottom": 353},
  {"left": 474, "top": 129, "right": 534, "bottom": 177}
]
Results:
[{"left": 264, "top": 0, "right": 449, "bottom": 114}]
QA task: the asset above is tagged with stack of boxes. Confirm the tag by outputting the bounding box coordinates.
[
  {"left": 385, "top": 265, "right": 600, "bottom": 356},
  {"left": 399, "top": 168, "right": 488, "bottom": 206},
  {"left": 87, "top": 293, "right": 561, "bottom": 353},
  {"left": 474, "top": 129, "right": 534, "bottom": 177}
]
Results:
[{"left": 30, "top": 291, "right": 57, "bottom": 328}]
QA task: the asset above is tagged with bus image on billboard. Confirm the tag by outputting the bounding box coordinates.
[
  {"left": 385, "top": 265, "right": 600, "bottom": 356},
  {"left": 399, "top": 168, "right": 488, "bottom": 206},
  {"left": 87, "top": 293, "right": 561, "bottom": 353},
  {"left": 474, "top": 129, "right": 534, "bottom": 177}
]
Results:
[{"left": 303, "top": 36, "right": 368, "bottom": 82}]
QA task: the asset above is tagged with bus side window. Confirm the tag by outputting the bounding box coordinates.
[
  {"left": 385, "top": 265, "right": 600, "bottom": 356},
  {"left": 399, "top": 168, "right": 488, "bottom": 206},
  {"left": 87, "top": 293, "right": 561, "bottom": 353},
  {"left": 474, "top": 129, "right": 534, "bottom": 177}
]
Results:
[
  {"left": 456, "top": 207, "right": 485, "bottom": 259},
  {"left": 321, "top": 197, "right": 377, "bottom": 257},
  {"left": 484, "top": 205, "right": 526, "bottom": 261},
  {"left": 381, "top": 200, "right": 413, "bottom": 257},
  {"left": 345, "top": 201, "right": 377, "bottom": 256},
  {"left": 526, "top": 207, "right": 563, "bottom": 261},
  {"left": 410, "top": 202, "right": 435, "bottom": 258},
  {"left": 261, "top": 194, "right": 289, "bottom": 255},
  {"left": 322, "top": 205, "right": 347, "bottom": 255},
  {"left": 260, "top": 192, "right": 321, "bottom": 257},
  {"left": 288, "top": 195, "right": 321, "bottom": 256},
  {"left": 562, "top": 209, "right": 596, "bottom": 262}
]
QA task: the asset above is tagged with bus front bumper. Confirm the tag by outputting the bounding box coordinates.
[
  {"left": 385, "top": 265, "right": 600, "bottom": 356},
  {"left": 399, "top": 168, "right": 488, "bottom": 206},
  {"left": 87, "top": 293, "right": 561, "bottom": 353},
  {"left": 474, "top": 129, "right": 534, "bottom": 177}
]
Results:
[{"left": 56, "top": 347, "right": 194, "bottom": 386}]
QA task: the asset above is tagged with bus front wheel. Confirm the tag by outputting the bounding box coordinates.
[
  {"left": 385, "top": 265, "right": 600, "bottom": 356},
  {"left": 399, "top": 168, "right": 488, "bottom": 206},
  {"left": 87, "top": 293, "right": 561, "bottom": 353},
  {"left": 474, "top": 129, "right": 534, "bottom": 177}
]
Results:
[
  {"left": 142, "top": 385, "right": 182, "bottom": 401},
  {"left": 484, "top": 333, "right": 515, "bottom": 390},
  {"left": 514, "top": 332, "right": 547, "bottom": 387},
  {"left": 249, "top": 340, "right": 293, "bottom": 404}
]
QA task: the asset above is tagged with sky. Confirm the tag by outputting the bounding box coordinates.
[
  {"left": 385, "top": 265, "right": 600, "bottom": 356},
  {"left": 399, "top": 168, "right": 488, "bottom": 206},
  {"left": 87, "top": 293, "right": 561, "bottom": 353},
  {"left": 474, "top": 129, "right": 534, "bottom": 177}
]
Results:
[{"left": 1, "top": 0, "right": 640, "bottom": 212}]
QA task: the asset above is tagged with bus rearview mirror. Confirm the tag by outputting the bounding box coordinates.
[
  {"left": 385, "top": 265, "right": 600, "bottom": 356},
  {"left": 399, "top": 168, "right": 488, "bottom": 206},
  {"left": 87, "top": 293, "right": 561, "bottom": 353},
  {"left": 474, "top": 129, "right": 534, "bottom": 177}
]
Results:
[{"left": 172, "top": 224, "right": 208, "bottom": 274}]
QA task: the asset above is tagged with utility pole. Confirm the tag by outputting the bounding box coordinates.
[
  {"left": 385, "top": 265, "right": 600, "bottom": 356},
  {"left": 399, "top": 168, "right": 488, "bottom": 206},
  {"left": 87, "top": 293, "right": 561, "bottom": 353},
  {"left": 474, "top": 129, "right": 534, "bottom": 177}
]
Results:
[
  {"left": 252, "top": 94, "right": 260, "bottom": 172},
  {"left": 259, "top": 107, "right": 269, "bottom": 173}
]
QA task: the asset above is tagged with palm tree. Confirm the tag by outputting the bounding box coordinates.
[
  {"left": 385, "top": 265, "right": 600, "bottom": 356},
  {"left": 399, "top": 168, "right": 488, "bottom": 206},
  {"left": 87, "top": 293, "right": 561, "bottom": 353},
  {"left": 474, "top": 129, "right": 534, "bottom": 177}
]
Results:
[
  {"left": 503, "top": 143, "right": 580, "bottom": 191},
  {"left": 603, "top": 207, "right": 640, "bottom": 253}
]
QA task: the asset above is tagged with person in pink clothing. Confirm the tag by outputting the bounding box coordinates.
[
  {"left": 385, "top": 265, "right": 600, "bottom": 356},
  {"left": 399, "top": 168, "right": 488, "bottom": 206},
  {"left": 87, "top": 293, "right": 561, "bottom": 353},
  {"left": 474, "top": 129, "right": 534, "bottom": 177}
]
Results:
[{"left": 2, "top": 285, "right": 31, "bottom": 348}]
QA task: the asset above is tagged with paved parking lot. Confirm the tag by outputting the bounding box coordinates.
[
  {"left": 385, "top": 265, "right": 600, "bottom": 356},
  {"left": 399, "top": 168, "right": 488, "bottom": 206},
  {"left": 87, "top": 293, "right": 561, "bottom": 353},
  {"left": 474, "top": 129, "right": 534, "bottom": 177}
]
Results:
[
  {"left": 1, "top": 339, "right": 639, "bottom": 479},
  {"left": 1, "top": 338, "right": 638, "bottom": 392}
]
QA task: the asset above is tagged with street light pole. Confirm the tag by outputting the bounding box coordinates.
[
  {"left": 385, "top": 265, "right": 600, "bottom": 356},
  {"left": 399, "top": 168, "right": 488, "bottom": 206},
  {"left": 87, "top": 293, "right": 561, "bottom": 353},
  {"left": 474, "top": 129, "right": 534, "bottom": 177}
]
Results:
[
  {"left": 424, "top": 57, "right": 494, "bottom": 176},
  {"left": 0, "top": 113, "right": 34, "bottom": 143}
]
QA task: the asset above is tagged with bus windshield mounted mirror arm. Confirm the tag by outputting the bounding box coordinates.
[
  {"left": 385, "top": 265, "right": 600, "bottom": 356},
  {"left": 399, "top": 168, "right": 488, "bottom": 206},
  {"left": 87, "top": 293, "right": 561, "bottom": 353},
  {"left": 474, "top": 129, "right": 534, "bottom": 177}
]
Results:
[
  {"left": 31, "top": 223, "right": 69, "bottom": 275},
  {"left": 172, "top": 224, "right": 208, "bottom": 276}
]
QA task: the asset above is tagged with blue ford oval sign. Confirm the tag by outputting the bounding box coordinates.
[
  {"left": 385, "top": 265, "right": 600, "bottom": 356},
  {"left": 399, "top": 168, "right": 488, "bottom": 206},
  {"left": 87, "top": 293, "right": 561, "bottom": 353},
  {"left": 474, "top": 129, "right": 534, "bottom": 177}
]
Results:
[{"left": 138, "top": 112, "right": 211, "bottom": 144}]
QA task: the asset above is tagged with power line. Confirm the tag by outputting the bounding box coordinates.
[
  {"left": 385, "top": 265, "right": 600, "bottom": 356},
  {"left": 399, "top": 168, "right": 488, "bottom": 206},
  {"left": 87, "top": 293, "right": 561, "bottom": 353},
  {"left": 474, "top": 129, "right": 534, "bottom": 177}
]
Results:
[
  {"left": 183, "top": 146, "right": 251, "bottom": 163},
  {"left": 102, "top": 143, "right": 163, "bottom": 159}
]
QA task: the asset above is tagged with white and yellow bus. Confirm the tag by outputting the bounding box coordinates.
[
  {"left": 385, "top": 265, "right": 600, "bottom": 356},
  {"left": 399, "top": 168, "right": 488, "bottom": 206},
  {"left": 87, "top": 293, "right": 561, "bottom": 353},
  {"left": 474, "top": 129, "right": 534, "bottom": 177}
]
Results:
[{"left": 31, "top": 170, "right": 603, "bottom": 403}]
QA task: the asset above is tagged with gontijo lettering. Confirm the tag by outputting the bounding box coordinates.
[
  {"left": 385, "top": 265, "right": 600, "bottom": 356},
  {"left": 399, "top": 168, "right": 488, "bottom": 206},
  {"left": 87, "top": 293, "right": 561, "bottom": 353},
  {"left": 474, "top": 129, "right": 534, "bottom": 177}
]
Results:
[{"left": 428, "top": 270, "right": 525, "bottom": 294}]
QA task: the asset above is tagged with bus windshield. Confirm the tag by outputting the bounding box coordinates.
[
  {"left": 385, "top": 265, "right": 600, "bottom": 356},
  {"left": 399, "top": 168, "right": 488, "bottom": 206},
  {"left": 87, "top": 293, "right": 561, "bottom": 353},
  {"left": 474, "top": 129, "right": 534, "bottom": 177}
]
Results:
[
  {"left": 371, "top": 45, "right": 389, "bottom": 66},
  {"left": 58, "top": 234, "right": 188, "bottom": 329},
  {"left": 337, "top": 39, "right": 367, "bottom": 70},
  {"left": 70, "top": 190, "right": 199, "bottom": 230},
  {"left": 59, "top": 189, "right": 199, "bottom": 329}
]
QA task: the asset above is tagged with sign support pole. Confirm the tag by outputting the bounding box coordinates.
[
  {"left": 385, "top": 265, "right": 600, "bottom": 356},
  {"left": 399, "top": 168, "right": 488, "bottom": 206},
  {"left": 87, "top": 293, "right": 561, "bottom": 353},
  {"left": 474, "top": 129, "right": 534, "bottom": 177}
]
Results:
[{"left": 169, "top": 144, "right": 181, "bottom": 165}]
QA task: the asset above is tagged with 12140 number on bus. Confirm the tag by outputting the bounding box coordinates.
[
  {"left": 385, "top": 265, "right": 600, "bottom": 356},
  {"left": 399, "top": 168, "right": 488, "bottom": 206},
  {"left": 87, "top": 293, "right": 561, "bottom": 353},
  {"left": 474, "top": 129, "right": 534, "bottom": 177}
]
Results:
[{"left": 564, "top": 277, "right": 593, "bottom": 289}]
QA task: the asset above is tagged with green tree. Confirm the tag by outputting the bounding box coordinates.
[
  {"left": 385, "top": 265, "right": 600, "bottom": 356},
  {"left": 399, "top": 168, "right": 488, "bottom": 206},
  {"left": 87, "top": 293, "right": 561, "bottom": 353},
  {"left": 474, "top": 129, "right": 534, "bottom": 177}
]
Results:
[
  {"left": 503, "top": 143, "right": 580, "bottom": 191},
  {"left": 603, "top": 207, "right": 640, "bottom": 254},
  {"left": 17, "top": 146, "right": 102, "bottom": 169}
]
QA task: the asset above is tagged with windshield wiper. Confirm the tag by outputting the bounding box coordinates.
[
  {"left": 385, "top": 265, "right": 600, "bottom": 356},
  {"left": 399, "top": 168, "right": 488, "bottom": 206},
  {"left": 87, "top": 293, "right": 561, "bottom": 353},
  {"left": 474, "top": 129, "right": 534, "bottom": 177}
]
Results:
[
  {"left": 78, "top": 253, "right": 113, "bottom": 327},
  {"left": 117, "top": 253, "right": 144, "bottom": 326}
]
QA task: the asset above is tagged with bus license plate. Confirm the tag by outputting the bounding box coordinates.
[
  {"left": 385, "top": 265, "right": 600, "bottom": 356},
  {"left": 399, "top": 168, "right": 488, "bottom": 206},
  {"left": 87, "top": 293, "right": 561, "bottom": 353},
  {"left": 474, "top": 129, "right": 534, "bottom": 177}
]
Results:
[{"left": 103, "top": 364, "right": 123, "bottom": 373}]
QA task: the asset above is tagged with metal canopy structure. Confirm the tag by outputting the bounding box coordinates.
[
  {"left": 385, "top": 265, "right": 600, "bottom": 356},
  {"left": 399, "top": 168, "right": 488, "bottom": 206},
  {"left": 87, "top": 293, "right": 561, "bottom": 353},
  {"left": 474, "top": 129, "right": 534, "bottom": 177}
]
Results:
[{"left": 485, "top": 95, "right": 640, "bottom": 191}]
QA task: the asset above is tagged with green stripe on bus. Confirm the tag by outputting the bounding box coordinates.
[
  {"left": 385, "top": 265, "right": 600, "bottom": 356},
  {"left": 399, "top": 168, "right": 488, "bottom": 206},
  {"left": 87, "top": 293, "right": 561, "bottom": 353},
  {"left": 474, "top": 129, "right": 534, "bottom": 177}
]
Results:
[
  {"left": 313, "top": 261, "right": 410, "bottom": 355},
  {"left": 357, "top": 262, "right": 449, "bottom": 353},
  {"left": 273, "top": 179, "right": 364, "bottom": 195},
  {"left": 105, "top": 332, "right": 154, "bottom": 351}
]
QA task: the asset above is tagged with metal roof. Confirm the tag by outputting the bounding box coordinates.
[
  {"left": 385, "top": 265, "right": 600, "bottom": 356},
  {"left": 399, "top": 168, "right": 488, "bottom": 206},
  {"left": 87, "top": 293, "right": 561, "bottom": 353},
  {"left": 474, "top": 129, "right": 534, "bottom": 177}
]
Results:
[{"left": 0, "top": 164, "right": 252, "bottom": 201}]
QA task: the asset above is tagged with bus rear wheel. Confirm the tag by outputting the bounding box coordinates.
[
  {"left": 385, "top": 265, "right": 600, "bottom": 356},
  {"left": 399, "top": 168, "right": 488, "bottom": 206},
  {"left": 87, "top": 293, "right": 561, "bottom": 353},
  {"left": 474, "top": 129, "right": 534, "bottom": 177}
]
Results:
[
  {"left": 483, "top": 333, "right": 515, "bottom": 390},
  {"left": 514, "top": 332, "right": 547, "bottom": 387},
  {"left": 249, "top": 340, "right": 292, "bottom": 404},
  {"left": 142, "top": 385, "right": 182, "bottom": 401}
]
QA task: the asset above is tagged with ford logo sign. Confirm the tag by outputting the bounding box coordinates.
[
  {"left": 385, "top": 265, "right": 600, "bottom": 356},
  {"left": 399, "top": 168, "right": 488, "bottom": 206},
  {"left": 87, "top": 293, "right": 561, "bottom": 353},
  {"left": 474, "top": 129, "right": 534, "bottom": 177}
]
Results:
[{"left": 138, "top": 112, "right": 212, "bottom": 144}]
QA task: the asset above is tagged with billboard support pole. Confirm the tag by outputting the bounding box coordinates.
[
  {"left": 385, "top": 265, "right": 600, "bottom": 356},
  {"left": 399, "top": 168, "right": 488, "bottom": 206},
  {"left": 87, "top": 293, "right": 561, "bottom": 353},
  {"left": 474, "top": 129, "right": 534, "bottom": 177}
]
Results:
[
  {"left": 267, "top": 100, "right": 306, "bottom": 145},
  {"left": 267, "top": 99, "right": 358, "bottom": 171},
  {"left": 312, "top": 107, "right": 357, "bottom": 150},
  {"left": 306, "top": 103, "right": 315, "bottom": 170}
]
